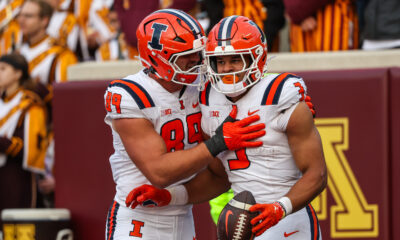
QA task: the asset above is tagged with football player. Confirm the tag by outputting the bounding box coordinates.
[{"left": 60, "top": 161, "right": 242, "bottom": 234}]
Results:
[
  {"left": 126, "top": 15, "right": 327, "bottom": 239},
  {"left": 104, "top": 10, "right": 266, "bottom": 240}
]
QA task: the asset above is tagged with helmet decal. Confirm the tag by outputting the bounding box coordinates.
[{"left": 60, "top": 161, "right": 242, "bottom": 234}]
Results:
[
  {"left": 249, "top": 20, "right": 266, "bottom": 43},
  {"left": 136, "top": 9, "right": 207, "bottom": 87},
  {"left": 148, "top": 23, "right": 168, "bottom": 51},
  {"left": 156, "top": 9, "right": 202, "bottom": 39}
]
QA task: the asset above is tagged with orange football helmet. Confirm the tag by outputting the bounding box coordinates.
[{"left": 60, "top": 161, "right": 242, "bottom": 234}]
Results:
[
  {"left": 136, "top": 9, "right": 206, "bottom": 86},
  {"left": 206, "top": 15, "right": 267, "bottom": 96}
]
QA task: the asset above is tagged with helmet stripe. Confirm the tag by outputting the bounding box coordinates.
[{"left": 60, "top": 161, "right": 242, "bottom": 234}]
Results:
[
  {"left": 156, "top": 9, "right": 202, "bottom": 39},
  {"left": 217, "top": 17, "right": 228, "bottom": 46},
  {"left": 218, "top": 15, "right": 238, "bottom": 46}
]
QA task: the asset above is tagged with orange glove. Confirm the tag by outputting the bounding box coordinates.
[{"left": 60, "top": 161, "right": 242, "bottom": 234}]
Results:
[
  {"left": 204, "top": 105, "right": 266, "bottom": 156},
  {"left": 125, "top": 184, "right": 171, "bottom": 209},
  {"left": 305, "top": 95, "right": 316, "bottom": 118},
  {"left": 249, "top": 202, "right": 285, "bottom": 236}
]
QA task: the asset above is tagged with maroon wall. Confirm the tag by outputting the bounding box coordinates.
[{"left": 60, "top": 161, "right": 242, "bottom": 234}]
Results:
[
  {"left": 53, "top": 68, "right": 397, "bottom": 240},
  {"left": 295, "top": 69, "right": 389, "bottom": 239},
  {"left": 53, "top": 81, "right": 115, "bottom": 240},
  {"left": 389, "top": 68, "right": 400, "bottom": 240}
]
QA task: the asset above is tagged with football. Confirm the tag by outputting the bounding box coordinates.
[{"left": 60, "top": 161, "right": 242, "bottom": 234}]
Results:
[{"left": 217, "top": 191, "right": 258, "bottom": 240}]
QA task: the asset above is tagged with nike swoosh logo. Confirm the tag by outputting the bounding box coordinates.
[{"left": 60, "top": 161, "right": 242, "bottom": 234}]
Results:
[
  {"left": 225, "top": 210, "right": 233, "bottom": 236},
  {"left": 192, "top": 102, "right": 199, "bottom": 108},
  {"left": 284, "top": 230, "right": 299, "bottom": 237},
  {"left": 248, "top": 109, "right": 259, "bottom": 115}
]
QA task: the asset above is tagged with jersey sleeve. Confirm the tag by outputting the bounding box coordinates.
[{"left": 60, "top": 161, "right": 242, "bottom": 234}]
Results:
[
  {"left": 270, "top": 73, "right": 308, "bottom": 131},
  {"left": 104, "top": 85, "right": 146, "bottom": 121},
  {"left": 276, "top": 75, "right": 307, "bottom": 113}
]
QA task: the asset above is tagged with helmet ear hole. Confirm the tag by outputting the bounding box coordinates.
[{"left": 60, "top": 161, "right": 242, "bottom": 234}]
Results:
[{"left": 149, "top": 55, "right": 158, "bottom": 66}]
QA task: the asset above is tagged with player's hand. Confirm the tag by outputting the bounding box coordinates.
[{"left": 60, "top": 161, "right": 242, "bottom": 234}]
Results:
[
  {"left": 125, "top": 184, "right": 171, "bottom": 209},
  {"left": 204, "top": 105, "right": 266, "bottom": 156},
  {"left": 305, "top": 95, "right": 316, "bottom": 118},
  {"left": 249, "top": 202, "right": 285, "bottom": 236}
]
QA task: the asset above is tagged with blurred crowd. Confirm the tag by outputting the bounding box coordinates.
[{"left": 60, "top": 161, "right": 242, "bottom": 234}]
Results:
[{"left": 0, "top": 0, "right": 399, "bottom": 215}]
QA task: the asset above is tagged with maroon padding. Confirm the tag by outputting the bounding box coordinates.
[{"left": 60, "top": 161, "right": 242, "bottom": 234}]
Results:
[
  {"left": 53, "top": 80, "right": 114, "bottom": 240},
  {"left": 389, "top": 68, "right": 400, "bottom": 240},
  {"left": 294, "top": 68, "right": 390, "bottom": 240}
]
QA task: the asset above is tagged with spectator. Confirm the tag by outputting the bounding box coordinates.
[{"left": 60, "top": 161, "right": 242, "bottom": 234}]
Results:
[
  {"left": 0, "top": 52, "right": 49, "bottom": 212},
  {"left": 113, "top": 0, "right": 197, "bottom": 59},
  {"left": 16, "top": 0, "right": 78, "bottom": 207},
  {"left": 285, "top": 0, "right": 359, "bottom": 52},
  {"left": 95, "top": 6, "right": 137, "bottom": 61},
  {"left": 361, "top": 0, "right": 400, "bottom": 50},
  {"left": 200, "top": 0, "right": 284, "bottom": 51},
  {"left": 0, "top": 0, "right": 24, "bottom": 55},
  {"left": 44, "top": 0, "right": 80, "bottom": 53},
  {"left": 262, "top": 0, "right": 286, "bottom": 52},
  {"left": 17, "top": 0, "right": 77, "bottom": 110}
]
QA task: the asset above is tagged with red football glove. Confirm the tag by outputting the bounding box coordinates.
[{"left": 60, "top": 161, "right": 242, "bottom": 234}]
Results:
[
  {"left": 305, "top": 95, "right": 316, "bottom": 118},
  {"left": 204, "top": 105, "right": 266, "bottom": 156},
  {"left": 249, "top": 202, "right": 285, "bottom": 236},
  {"left": 125, "top": 184, "right": 171, "bottom": 209}
]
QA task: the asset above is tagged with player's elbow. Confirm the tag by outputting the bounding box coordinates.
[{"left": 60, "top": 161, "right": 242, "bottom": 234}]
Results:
[{"left": 146, "top": 175, "right": 173, "bottom": 189}]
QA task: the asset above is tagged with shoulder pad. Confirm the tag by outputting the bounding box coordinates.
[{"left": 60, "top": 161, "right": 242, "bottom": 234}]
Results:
[{"left": 108, "top": 79, "right": 155, "bottom": 109}]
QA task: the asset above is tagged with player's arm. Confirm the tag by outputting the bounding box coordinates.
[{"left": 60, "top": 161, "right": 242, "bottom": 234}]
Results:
[
  {"left": 124, "top": 128, "right": 231, "bottom": 208},
  {"left": 113, "top": 117, "right": 213, "bottom": 188},
  {"left": 284, "top": 101, "right": 327, "bottom": 212},
  {"left": 249, "top": 101, "right": 326, "bottom": 236},
  {"left": 184, "top": 156, "right": 230, "bottom": 204},
  {"left": 124, "top": 155, "right": 230, "bottom": 208},
  {"left": 113, "top": 106, "right": 265, "bottom": 188}
]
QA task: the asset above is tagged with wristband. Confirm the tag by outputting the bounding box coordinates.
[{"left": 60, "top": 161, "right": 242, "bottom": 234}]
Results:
[
  {"left": 204, "top": 137, "right": 227, "bottom": 157},
  {"left": 167, "top": 185, "right": 188, "bottom": 206},
  {"left": 277, "top": 196, "right": 293, "bottom": 218}
]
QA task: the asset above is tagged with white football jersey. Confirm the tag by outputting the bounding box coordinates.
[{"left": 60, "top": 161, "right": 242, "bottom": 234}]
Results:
[
  {"left": 201, "top": 73, "right": 307, "bottom": 203},
  {"left": 104, "top": 70, "right": 202, "bottom": 215}
]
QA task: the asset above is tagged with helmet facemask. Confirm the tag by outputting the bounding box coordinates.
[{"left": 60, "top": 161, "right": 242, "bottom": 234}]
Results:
[
  {"left": 168, "top": 41, "right": 207, "bottom": 87},
  {"left": 206, "top": 45, "right": 265, "bottom": 97}
]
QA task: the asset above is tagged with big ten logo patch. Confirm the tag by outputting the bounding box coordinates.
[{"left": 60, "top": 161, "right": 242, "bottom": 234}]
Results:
[{"left": 209, "top": 111, "right": 219, "bottom": 117}]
